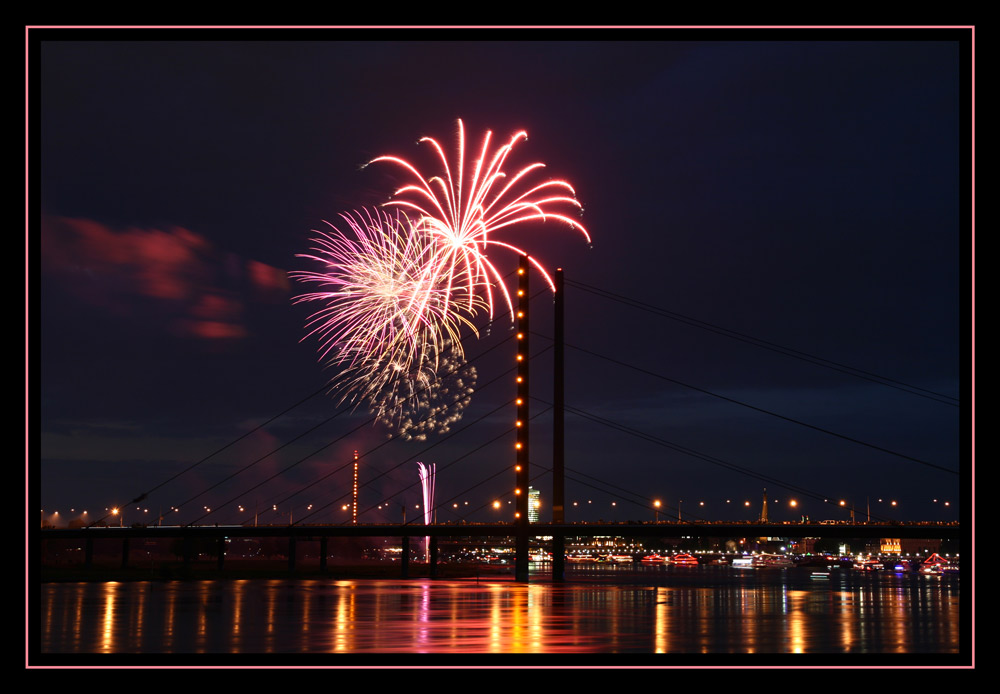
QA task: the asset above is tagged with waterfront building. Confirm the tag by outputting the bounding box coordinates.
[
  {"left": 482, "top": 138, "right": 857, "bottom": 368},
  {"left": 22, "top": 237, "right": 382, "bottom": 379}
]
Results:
[{"left": 528, "top": 487, "right": 540, "bottom": 524}]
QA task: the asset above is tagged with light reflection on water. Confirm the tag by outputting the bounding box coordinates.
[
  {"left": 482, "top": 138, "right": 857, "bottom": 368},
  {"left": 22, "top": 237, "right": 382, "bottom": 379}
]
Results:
[{"left": 39, "top": 567, "right": 961, "bottom": 655}]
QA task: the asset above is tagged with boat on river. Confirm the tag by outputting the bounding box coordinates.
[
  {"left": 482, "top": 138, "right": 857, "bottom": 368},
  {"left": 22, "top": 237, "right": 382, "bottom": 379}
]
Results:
[
  {"left": 669, "top": 553, "right": 699, "bottom": 565},
  {"left": 853, "top": 557, "right": 884, "bottom": 571},
  {"left": 919, "top": 553, "right": 957, "bottom": 575},
  {"left": 754, "top": 553, "right": 795, "bottom": 568},
  {"left": 641, "top": 554, "right": 666, "bottom": 564}
]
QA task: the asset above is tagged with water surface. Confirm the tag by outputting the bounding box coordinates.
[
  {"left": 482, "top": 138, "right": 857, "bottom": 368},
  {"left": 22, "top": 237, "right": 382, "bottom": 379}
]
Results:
[{"left": 37, "top": 565, "right": 963, "bottom": 662}]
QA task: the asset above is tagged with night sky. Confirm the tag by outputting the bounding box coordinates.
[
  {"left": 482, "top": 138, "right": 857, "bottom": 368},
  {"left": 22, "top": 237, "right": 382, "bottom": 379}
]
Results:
[{"left": 33, "top": 29, "right": 970, "bottom": 530}]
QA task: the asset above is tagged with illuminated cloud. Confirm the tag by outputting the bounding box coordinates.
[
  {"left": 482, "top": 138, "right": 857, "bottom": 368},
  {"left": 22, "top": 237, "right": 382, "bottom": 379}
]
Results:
[{"left": 41, "top": 214, "right": 288, "bottom": 341}]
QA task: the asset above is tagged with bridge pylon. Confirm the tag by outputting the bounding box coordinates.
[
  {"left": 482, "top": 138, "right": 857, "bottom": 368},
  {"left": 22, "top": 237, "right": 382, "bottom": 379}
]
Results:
[{"left": 514, "top": 255, "right": 530, "bottom": 582}]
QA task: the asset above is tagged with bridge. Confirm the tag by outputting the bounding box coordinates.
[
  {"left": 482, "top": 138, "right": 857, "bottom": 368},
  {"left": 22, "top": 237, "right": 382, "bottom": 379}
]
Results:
[{"left": 40, "top": 520, "right": 960, "bottom": 581}]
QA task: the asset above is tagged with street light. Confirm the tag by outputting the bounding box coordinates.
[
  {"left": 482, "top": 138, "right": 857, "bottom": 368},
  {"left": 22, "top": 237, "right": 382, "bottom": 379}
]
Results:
[{"left": 653, "top": 499, "right": 661, "bottom": 522}]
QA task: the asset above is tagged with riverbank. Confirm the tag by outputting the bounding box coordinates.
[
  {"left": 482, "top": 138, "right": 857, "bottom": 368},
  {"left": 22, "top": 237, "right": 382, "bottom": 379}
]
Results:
[{"left": 39, "top": 560, "right": 515, "bottom": 583}]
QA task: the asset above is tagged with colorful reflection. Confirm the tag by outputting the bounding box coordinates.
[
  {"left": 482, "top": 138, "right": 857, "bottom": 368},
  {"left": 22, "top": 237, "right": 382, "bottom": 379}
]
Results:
[{"left": 39, "top": 570, "right": 961, "bottom": 655}]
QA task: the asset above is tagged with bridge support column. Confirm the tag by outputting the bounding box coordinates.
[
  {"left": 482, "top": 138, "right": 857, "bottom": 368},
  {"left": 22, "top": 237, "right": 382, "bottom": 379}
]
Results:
[
  {"left": 514, "top": 254, "right": 530, "bottom": 583},
  {"left": 429, "top": 536, "right": 439, "bottom": 578},
  {"left": 552, "top": 268, "right": 565, "bottom": 583},
  {"left": 552, "top": 535, "right": 565, "bottom": 582}
]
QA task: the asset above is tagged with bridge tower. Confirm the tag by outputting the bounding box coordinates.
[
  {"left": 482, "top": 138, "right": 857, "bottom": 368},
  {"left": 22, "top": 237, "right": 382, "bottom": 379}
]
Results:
[
  {"left": 551, "top": 267, "right": 566, "bottom": 581},
  {"left": 352, "top": 450, "right": 359, "bottom": 525},
  {"left": 759, "top": 488, "right": 768, "bottom": 523},
  {"left": 514, "top": 255, "right": 530, "bottom": 582}
]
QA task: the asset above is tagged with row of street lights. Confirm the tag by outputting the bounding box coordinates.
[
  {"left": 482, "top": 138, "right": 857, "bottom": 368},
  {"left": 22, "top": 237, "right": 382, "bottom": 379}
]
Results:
[{"left": 41, "top": 493, "right": 955, "bottom": 527}]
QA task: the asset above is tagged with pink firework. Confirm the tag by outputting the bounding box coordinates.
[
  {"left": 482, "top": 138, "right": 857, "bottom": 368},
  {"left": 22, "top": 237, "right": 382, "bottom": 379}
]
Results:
[
  {"left": 290, "top": 208, "right": 482, "bottom": 409},
  {"left": 368, "top": 119, "right": 591, "bottom": 320}
]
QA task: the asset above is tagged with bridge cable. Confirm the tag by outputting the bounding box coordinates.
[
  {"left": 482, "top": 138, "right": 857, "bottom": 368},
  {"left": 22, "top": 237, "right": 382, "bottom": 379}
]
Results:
[
  {"left": 535, "top": 396, "right": 898, "bottom": 523},
  {"left": 564, "top": 278, "right": 959, "bottom": 407},
  {"left": 532, "top": 333, "right": 958, "bottom": 476}
]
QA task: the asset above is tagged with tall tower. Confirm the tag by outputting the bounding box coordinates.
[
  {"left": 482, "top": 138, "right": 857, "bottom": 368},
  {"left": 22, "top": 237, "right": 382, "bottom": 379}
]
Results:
[
  {"left": 528, "top": 487, "right": 540, "bottom": 523},
  {"left": 553, "top": 268, "right": 565, "bottom": 525},
  {"left": 514, "top": 255, "right": 530, "bottom": 582},
  {"left": 352, "top": 450, "right": 359, "bottom": 525},
  {"left": 759, "top": 488, "right": 768, "bottom": 523}
]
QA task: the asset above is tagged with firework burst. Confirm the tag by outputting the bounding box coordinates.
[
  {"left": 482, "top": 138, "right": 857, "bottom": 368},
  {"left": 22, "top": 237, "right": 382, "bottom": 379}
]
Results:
[
  {"left": 375, "top": 339, "right": 476, "bottom": 441},
  {"left": 368, "top": 119, "right": 591, "bottom": 321},
  {"left": 290, "top": 208, "right": 484, "bottom": 418},
  {"left": 293, "top": 121, "right": 589, "bottom": 437}
]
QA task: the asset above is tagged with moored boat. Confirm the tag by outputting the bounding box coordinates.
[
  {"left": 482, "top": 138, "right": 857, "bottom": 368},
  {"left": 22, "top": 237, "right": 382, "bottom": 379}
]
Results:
[
  {"left": 919, "top": 553, "right": 956, "bottom": 575},
  {"left": 670, "top": 553, "right": 699, "bottom": 565},
  {"left": 753, "top": 553, "right": 795, "bottom": 568},
  {"left": 853, "top": 557, "right": 884, "bottom": 571},
  {"left": 640, "top": 554, "right": 666, "bottom": 564}
]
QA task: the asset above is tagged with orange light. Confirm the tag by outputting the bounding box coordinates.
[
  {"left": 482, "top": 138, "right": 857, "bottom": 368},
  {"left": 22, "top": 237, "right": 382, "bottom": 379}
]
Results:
[
  {"left": 515, "top": 420, "right": 522, "bottom": 427},
  {"left": 516, "top": 376, "right": 523, "bottom": 383},
  {"left": 515, "top": 465, "right": 521, "bottom": 471},
  {"left": 515, "top": 488, "right": 522, "bottom": 495},
  {"left": 517, "top": 311, "right": 524, "bottom": 318},
  {"left": 516, "top": 398, "right": 523, "bottom": 405},
  {"left": 516, "top": 354, "right": 523, "bottom": 361},
  {"left": 515, "top": 442, "right": 522, "bottom": 449},
  {"left": 518, "top": 268, "right": 525, "bottom": 275},
  {"left": 517, "top": 333, "right": 523, "bottom": 339},
  {"left": 517, "top": 289, "right": 524, "bottom": 296}
]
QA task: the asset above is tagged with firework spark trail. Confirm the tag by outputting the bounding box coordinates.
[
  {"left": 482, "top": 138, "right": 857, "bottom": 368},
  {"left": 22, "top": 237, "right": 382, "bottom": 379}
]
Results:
[
  {"left": 367, "top": 119, "right": 591, "bottom": 321},
  {"left": 293, "top": 209, "right": 449, "bottom": 362},
  {"left": 290, "top": 208, "right": 484, "bottom": 416}
]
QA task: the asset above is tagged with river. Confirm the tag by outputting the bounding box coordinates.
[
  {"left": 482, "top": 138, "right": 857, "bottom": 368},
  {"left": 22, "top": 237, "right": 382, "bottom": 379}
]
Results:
[{"left": 35, "top": 563, "right": 965, "bottom": 665}]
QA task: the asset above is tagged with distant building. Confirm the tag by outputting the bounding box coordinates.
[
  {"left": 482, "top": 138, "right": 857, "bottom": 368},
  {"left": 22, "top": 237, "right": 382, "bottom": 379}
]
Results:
[
  {"left": 880, "top": 538, "right": 901, "bottom": 554},
  {"left": 528, "top": 487, "right": 540, "bottom": 524}
]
